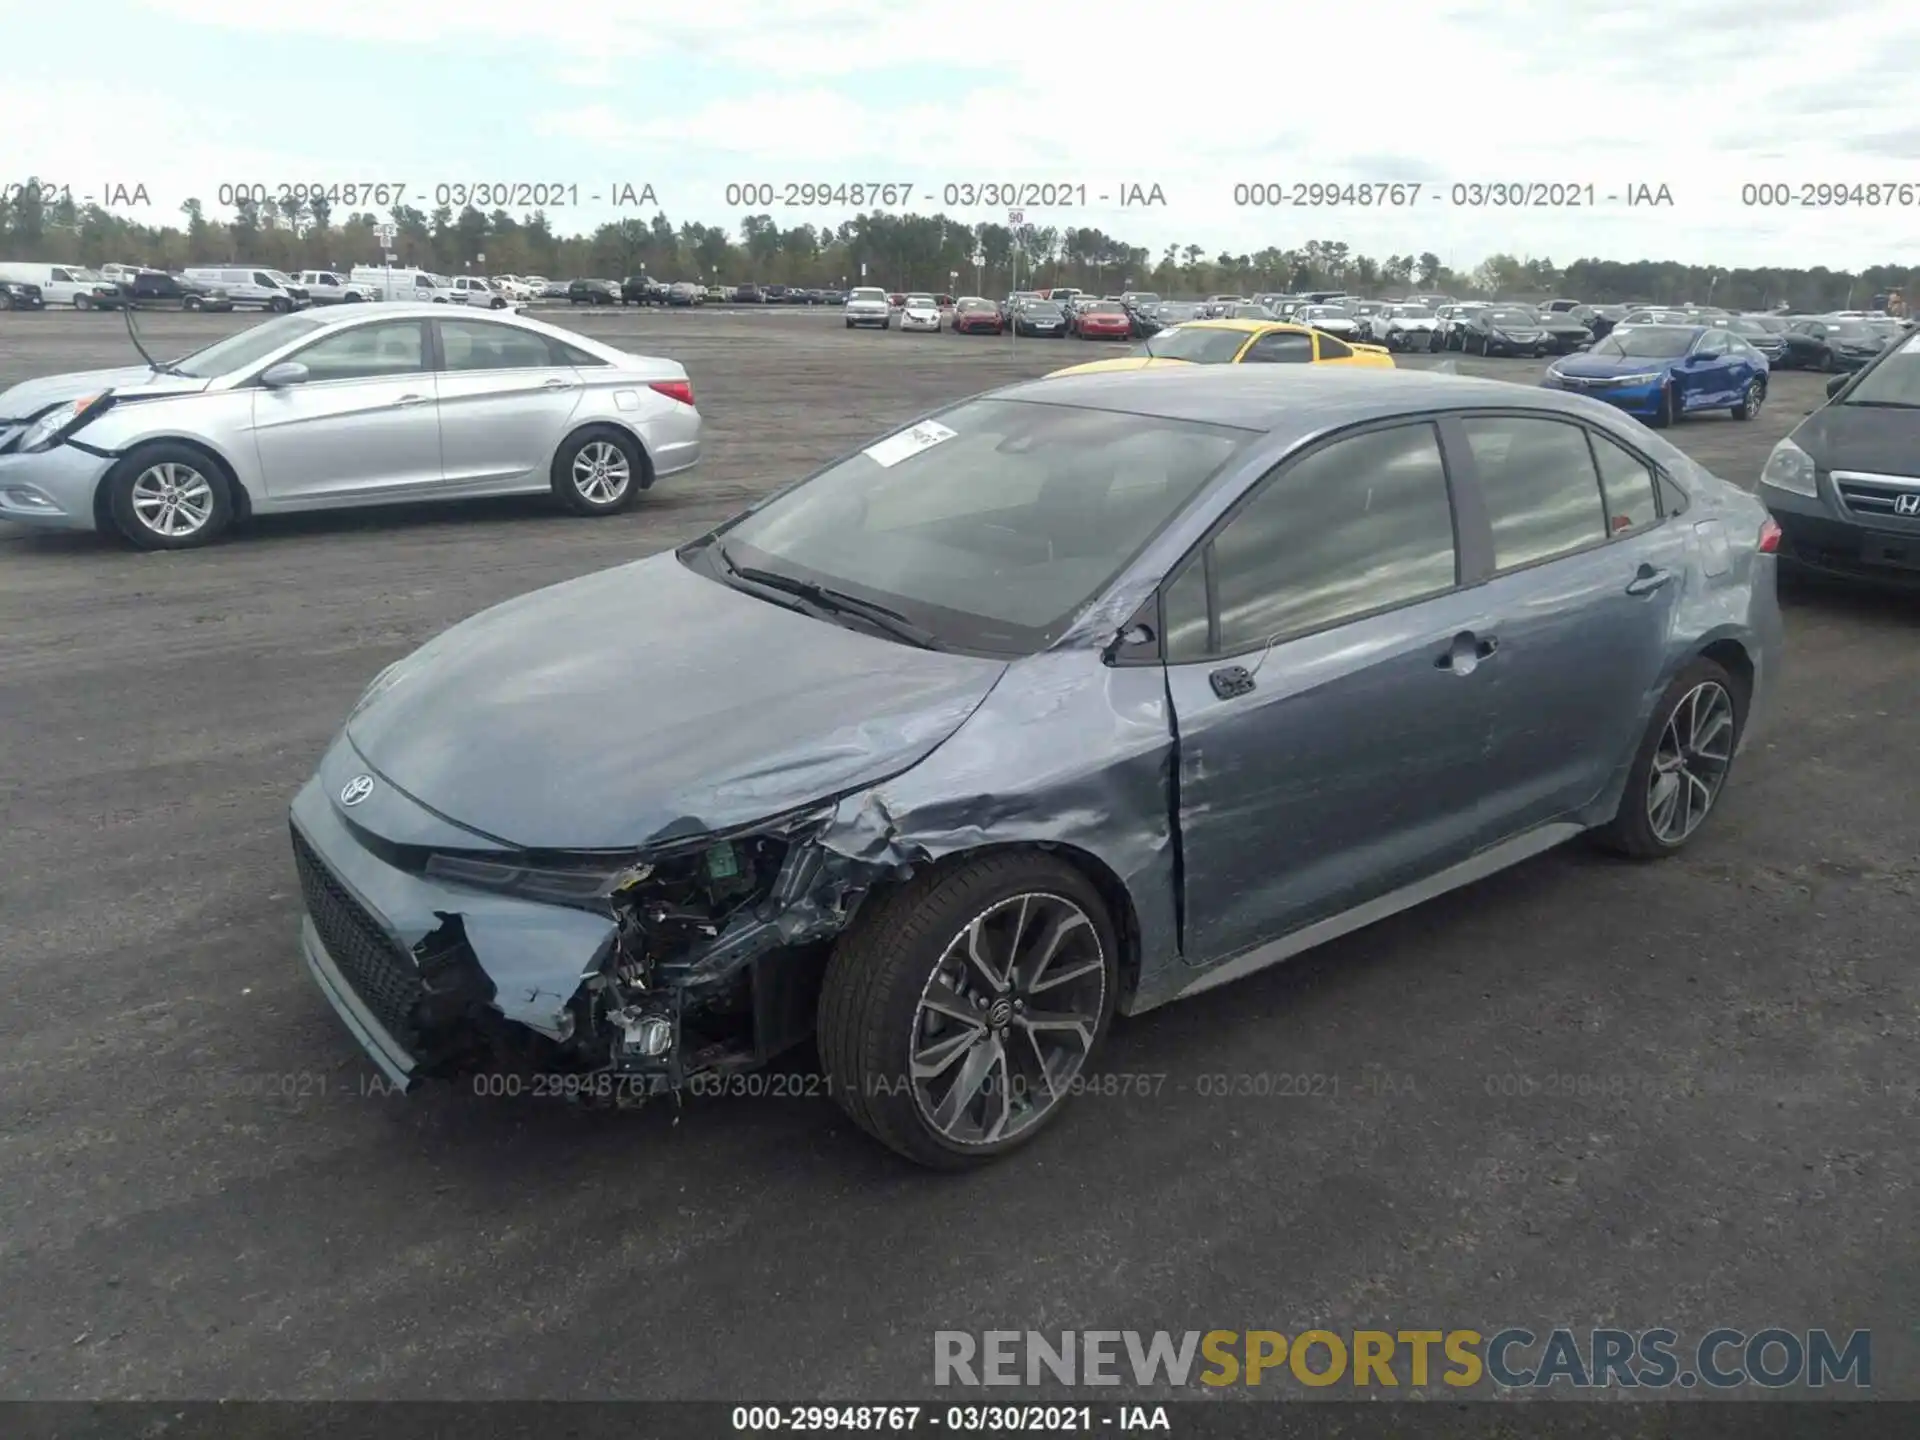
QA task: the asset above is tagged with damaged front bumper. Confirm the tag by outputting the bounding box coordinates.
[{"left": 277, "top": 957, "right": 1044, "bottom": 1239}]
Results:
[{"left": 288, "top": 736, "right": 902, "bottom": 1099}]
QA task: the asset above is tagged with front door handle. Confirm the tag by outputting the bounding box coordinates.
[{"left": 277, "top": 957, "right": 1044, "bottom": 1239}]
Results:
[
  {"left": 540, "top": 377, "right": 576, "bottom": 389},
  {"left": 392, "top": 393, "right": 431, "bottom": 407},
  {"left": 1209, "top": 665, "right": 1256, "bottom": 699},
  {"left": 1626, "top": 566, "right": 1674, "bottom": 597},
  {"left": 1435, "top": 631, "right": 1496, "bottom": 674}
]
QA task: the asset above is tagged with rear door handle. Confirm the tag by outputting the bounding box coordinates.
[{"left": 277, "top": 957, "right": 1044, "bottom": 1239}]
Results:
[
  {"left": 392, "top": 393, "right": 430, "bottom": 407},
  {"left": 1435, "top": 631, "right": 1496, "bottom": 673},
  {"left": 1626, "top": 566, "right": 1674, "bottom": 596}
]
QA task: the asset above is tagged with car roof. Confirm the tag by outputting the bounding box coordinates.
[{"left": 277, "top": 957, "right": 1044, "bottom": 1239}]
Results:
[
  {"left": 1175, "top": 317, "right": 1297, "bottom": 334},
  {"left": 990, "top": 364, "right": 1614, "bottom": 435}
]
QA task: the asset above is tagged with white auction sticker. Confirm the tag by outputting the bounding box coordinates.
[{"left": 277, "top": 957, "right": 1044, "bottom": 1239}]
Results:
[
  {"left": 1902, "top": 332, "right": 1920, "bottom": 353},
  {"left": 863, "top": 419, "right": 957, "bottom": 468}
]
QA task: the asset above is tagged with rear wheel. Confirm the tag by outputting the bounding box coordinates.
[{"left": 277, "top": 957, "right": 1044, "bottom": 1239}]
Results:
[
  {"left": 817, "top": 852, "right": 1118, "bottom": 1168},
  {"left": 105, "top": 443, "right": 235, "bottom": 550},
  {"left": 1732, "top": 376, "right": 1765, "bottom": 420},
  {"left": 552, "top": 427, "right": 642, "bottom": 516},
  {"left": 1591, "top": 657, "right": 1743, "bottom": 859}
]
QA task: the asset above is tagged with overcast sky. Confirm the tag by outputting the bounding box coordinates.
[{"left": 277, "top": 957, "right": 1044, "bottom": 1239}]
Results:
[{"left": 8, "top": 0, "right": 1920, "bottom": 270}]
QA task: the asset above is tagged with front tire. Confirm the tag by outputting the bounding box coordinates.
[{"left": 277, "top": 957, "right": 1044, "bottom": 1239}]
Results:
[
  {"left": 1732, "top": 376, "right": 1765, "bottom": 420},
  {"left": 74, "top": 294, "right": 94, "bottom": 311},
  {"left": 1651, "top": 382, "right": 1680, "bottom": 427},
  {"left": 1590, "top": 657, "right": 1744, "bottom": 859},
  {"left": 269, "top": 296, "right": 291, "bottom": 313},
  {"left": 552, "top": 426, "right": 642, "bottom": 516},
  {"left": 818, "top": 852, "right": 1118, "bottom": 1169},
  {"left": 105, "top": 443, "right": 235, "bottom": 550},
  {"left": 183, "top": 296, "right": 202, "bottom": 312}
]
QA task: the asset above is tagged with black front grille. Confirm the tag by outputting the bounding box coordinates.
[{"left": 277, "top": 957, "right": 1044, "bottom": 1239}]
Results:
[
  {"left": 292, "top": 827, "right": 423, "bottom": 1041},
  {"left": 1833, "top": 475, "right": 1920, "bottom": 521}
]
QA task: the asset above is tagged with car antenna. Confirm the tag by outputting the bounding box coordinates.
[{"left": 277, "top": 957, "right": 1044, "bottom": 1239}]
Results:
[{"left": 121, "top": 293, "right": 161, "bottom": 370}]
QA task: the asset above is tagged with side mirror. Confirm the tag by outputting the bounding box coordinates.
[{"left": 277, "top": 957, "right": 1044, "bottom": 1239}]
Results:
[
  {"left": 259, "top": 361, "right": 310, "bottom": 389},
  {"left": 1826, "top": 374, "right": 1848, "bottom": 398}
]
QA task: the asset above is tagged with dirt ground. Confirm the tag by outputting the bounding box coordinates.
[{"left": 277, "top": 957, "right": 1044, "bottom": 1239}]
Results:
[{"left": 1, "top": 307, "right": 1915, "bottom": 1399}]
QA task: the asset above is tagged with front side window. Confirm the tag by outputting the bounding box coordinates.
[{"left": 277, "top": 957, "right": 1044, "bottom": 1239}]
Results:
[
  {"left": 1316, "top": 336, "right": 1353, "bottom": 359},
  {"left": 1462, "top": 415, "right": 1609, "bottom": 570},
  {"left": 438, "top": 319, "right": 557, "bottom": 371},
  {"left": 709, "top": 398, "right": 1254, "bottom": 654},
  {"left": 1165, "top": 423, "right": 1458, "bottom": 661},
  {"left": 253, "top": 272, "right": 277, "bottom": 288},
  {"left": 288, "top": 320, "right": 428, "bottom": 382}
]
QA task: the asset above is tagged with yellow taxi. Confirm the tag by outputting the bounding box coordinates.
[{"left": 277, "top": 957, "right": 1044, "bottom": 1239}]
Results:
[{"left": 1046, "top": 317, "right": 1394, "bottom": 377}]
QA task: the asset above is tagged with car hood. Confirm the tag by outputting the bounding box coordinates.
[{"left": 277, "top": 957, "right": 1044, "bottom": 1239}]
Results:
[
  {"left": 903, "top": 306, "right": 940, "bottom": 318},
  {"left": 1048, "top": 356, "right": 1178, "bottom": 376},
  {"left": 1552, "top": 353, "right": 1675, "bottom": 378},
  {"left": 1792, "top": 403, "right": 1920, "bottom": 477},
  {"left": 0, "top": 364, "right": 211, "bottom": 420},
  {"left": 344, "top": 551, "right": 1010, "bottom": 851}
]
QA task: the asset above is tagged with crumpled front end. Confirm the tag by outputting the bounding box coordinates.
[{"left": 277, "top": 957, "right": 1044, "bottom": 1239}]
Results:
[{"left": 288, "top": 733, "right": 895, "bottom": 1098}]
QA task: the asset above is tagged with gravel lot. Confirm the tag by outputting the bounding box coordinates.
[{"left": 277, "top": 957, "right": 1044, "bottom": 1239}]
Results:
[{"left": 1, "top": 308, "right": 1915, "bottom": 1400}]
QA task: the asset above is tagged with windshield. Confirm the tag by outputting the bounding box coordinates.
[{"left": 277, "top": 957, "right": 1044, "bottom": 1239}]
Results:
[
  {"left": 1027, "top": 302, "right": 1064, "bottom": 316},
  {"left": 1126, "top": 294, "right": 1160, "bottom": 304},
  {"left": 265, "top": 270, "right": 295, "bottom": 284},
  {"left": 1590, "top": 326, "right": 1696, "bottom": 360},
  {"left": 708, "top": 398, "right": 1253, "bottom": 653},
  {"left": 1302, "top": 307, "right": 1348, "bottom": 321},
  {"left": 1727, "top": 319, "right": 1769, "bottom": 337},
  {"left": 1390, "top": 306, "right": 1434, "bottom": 318},
  {"left": 1746, "top": 316, "right": 1786, "bottom": 332},
  {"left": 1833, "top": 323, "right": 1882, "bottom": 342},
  {"left": 1486, "top": 309, "right": 1536, "bottom": 325},
  {"left": 1145, "top": 326, "right": 1250, "bottom": 362},
  {"left": 167, "top": 312, "right": 328, "bottom": 377},
  {"left": 958, "top": 299, "right": 993, "bottom": 311},
  {"left": 905, "top": 295, "right": 936, "bottom": 306},
  {"left": 1087, "top": 302, "right": 1124, "bottom": 314},
  {"left": 1840, "top": 343, "right": 1920, "bottom": 407},
  {"left": 1154, "top": 303, "right": 1199, "bottom": 322}
]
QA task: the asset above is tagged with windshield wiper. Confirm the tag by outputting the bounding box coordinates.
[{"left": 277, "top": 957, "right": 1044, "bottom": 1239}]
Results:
[{"left": 715, "top": 543, "right": 941, "bottom": 649}]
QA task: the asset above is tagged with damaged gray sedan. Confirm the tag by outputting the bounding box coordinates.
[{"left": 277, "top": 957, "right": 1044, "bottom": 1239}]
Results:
[{"left": 291, "top": 365, "right": 1780, "bottom": 1167}]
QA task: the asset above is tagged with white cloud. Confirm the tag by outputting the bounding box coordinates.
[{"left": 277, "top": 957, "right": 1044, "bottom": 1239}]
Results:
[{"left": 25, "top": 0, "right": 1920, "bottom": 266}]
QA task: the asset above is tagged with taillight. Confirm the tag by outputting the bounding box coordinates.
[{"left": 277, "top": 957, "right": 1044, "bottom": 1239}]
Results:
[
  {"left": 649, "top": 379, "right": 694, "bottom": 407},
  {"left": 1757, "top": 516, "right": 1782, "bottom": 553}
]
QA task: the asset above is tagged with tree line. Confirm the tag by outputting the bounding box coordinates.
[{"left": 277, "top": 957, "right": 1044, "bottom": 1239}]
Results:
[{"left": 1, "top": 179, "right": 1911, "bottom": 313}]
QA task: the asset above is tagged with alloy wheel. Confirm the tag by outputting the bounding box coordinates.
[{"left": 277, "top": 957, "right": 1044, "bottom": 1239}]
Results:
[
  {"left": 129, "top": 462, "right": 215, "bottom": 539},
  {"left": 571, "top": 440, "right": 631, "bottom": 504},
  {"left": 1647, "top": 681, "right": 1735, "bottom": 845},
  {"left": 909, "top": 892, "right": 1107, "bottom": 1148},
  {"left": 1744, "top": 380, "right": 1764, "bottom": 415}
]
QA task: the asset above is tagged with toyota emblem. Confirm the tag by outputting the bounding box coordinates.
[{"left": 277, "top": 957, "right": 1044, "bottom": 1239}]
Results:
[
  {"left": 339, "top": 774, "right": 375, "bottom": 807},
  {"left": 1894, "top": 492, "right": 1920, "bottom": 517}
]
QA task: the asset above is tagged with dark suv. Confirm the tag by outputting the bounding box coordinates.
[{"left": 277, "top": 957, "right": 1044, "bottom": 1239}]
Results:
[
  {"left": 568, "top": 278, "right": 619, "bottom": 305},
  {"left": 117, "top": 270, "right": 234, "bottom": 312},
  {"left": 1760, "top": 334, "right": 1920, "bottom": 585},
  {"left": 0, "top": 279, "right": 44, "bottom": 310},
  {"left": 620, "top": 275, "right": 658, "bottom": 305}
]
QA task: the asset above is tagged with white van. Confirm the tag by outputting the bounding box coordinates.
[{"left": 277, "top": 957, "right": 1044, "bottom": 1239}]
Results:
[
  {"left": 181, "top": 266, "right": 308, "bottom": 311},
  {"left": 447, "top": 274, "right": 509, "bottom": 308},
  {"left": 348, "top": 265, "right": 452, "bottom": 303},
  {"left": 0, "top": 262, "right": 124, "bottom": 308}
]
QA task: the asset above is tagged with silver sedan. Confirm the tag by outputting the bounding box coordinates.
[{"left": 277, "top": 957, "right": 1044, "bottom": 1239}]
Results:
[{"left": 0, "top": 303, "right": 701, "bottom": 549}]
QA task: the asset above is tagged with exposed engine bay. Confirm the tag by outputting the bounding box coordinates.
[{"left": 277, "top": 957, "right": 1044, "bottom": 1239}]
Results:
[{"left": 394, "top": 807, "right": 891, "bottom": 1103}]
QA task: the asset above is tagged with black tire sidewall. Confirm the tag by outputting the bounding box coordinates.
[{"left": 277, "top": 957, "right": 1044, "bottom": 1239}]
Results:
[
  {"left": 1598, "top": 656, "right": 1745, "bottom": 858},
  {"left": 551, "top": 427, "right": 642, "bottom": 516},
  {"left": 106, "top": 444, "right": 235, "bottom": 550},
  {"left": 819, "top": 853, "right": 1120, "bottom": 1168}
]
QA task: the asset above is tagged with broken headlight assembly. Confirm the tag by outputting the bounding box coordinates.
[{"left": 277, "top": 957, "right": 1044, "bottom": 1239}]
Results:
[
  {"left": 17, "top": 392, "right": 115, "bottom": 453},
  {"left": 422, "top": 850, "right": 660, "bottom": 909}
]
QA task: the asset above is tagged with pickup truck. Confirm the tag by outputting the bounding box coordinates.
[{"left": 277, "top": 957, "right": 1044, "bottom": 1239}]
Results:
[{"left": 295, "top": 271, "right": 373, "bottom": 304}]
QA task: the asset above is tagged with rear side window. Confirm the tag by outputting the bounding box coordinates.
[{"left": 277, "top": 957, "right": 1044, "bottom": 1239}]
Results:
[
  {"left": 1589, "top": 431, "right": 1661, "bottom": 533},
  {"left": 1461, "top": 416, "right": 1610, "bottom": 570},
  {"left": 1166, "top": 422, "right": 1459, "bottom": 660},
  {"left": 551, "top": 340, "right": 606, "bottom": 367}
]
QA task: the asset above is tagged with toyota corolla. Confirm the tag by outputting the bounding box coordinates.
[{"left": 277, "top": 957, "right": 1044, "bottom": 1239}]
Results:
[{"left": 290, "top": 366, "right": 1780, "bottom": 1168}]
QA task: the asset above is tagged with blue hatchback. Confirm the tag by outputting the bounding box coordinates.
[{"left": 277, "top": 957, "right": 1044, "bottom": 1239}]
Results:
[{"left": 1540, "top": 323, "right": 1769, "bottom": 427}]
